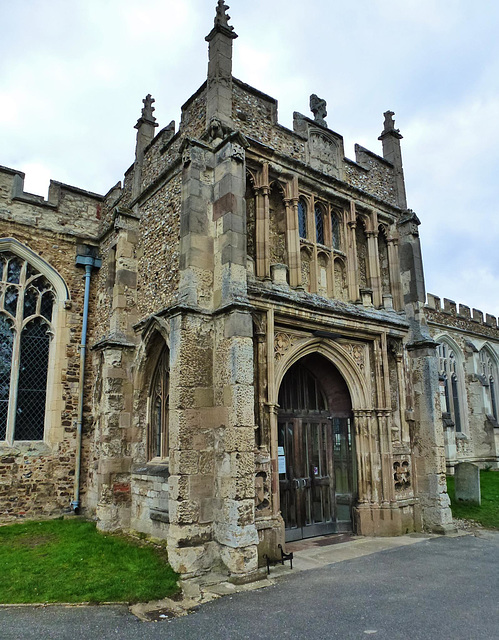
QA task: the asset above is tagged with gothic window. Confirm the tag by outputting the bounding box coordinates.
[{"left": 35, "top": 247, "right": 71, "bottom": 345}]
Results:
[
  {"left": 437, "top": 342, "right": 463, "bottom": 432},
  {"left": 148, "top": 347, "right": 169, "bottom": 460},
  {"left": 331, "top": 212, "right": 341, "bottom": 250},
  {"left": 0, "top": 252, "right": 55, "bottom": 442},
  {"left": 315, "top": 204, "right": 325, "bottom": 245},
  {"left": 298, "top": 199, "right": 307, "bottom": 239},
  {"left": 480, "top": 348, "right": 498, "bottom": 421}
]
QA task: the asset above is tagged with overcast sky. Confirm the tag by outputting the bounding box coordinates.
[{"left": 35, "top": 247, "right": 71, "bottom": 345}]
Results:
[{"left": 2, "top": 0, "right": 498, "bottom": 315}]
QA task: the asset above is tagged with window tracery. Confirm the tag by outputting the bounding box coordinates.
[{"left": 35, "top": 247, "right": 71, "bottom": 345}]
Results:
[
  {"left": 437, "top": 341, "right": 463, "bottom": 432},
  {"left": 315, "top": 204, "right": 325, "bottom": 244},
  {"left": 298, "top": 199, "right": 307, "bottom": 239},
  {"left": 480, "top": 348, "right": 498, "bottom": 421},
  {"left": 0, "top": 252, "right": 54, "bottom": 442},
  {"left": 331, "top": 211, "right": 341, "bottom": 250},
  {"left": 148, "top": 347, "right": 169, "bottom": 460}
]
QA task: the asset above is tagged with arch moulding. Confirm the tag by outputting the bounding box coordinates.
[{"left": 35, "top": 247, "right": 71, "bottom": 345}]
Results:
[{"left": 273, "top": 336, "right": 371, "bottom": 410}]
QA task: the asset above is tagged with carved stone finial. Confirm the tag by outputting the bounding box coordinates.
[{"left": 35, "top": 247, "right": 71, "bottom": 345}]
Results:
[
  {"left": 381, "top": 110, "right": 401, "bottom": 136},
  {"left": 135, "top": 94, "right": 158, "bottom": 130},
  {"left": 215, "top": 0, "right": 234, "bottom": 30},
  {"left": 141, "top": 94, "right": 156, "bottom": 121},
  {"left": 310, "top": 94, "right": 327, "bottom": 127}
]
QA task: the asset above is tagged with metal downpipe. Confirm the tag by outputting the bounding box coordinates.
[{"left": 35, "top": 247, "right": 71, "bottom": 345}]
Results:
[{"left": 72, "top": 254, "right": 100, "bottom": 513}]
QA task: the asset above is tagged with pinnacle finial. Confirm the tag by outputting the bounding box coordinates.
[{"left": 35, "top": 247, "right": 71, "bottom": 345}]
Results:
[
  {"left": 135, "top": 94, "right": 158, "bottom": 131},
  {"left": 310, "top": 94, "right": 327, "bottom": 127},
  {"left": 215, "top": 0, "right": 234, "bottom": 30},
  {"left": 141, "top": 94, "right": 156, "bottom": 122},
  {"left": 382, "top": 110, "right": 397, "bottom": 133}
]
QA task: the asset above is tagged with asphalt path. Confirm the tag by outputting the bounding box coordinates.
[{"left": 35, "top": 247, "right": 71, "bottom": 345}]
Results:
[{"left": 1, "top": 533, "right": 497, "bottom": 640}]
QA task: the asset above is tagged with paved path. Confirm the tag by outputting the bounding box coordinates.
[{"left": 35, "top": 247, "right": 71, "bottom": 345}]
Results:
[{"left": 1, "top": 533, "right": 498, "bottom": 640}]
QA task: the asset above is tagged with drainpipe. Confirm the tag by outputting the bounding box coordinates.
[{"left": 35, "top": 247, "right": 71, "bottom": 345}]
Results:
[{"left": 72, "top": 252, "right": 101, "bottom": 513}]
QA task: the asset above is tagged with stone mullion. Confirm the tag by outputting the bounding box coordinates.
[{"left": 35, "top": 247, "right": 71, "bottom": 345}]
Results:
[
  {"left": 366, "top": 230, "right": 382, "bottom": 307},
  {"left": 255, "top": 186, "right": 270, "bottom": 279},
  {"left": 396, "top": 352, "right": 408, "bottom": 444},
  {"left": 387, "top": 238, "right": 403, "bottom": 310},
  {"left": 6, "top": 323, "right": 21, "bottom": 444},
  {"left": 346, "top": 202, "right": 359, "bottom": 302},
  {"left": 284, "top": 195, "right": 300, "bottom": 287},
  {"left": 376, "top": 409, "right": 394, "bottom": 506},
  {"left": 353, "top": 409, "right": 370, "bottom": 504},
  {"left": 309, "top": 195, "right": 319, "bottom": 294}
]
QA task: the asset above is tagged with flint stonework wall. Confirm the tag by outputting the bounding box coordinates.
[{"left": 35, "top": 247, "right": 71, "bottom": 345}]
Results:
[
  {"left": 344, "top": 156, "right": 397, "bottom": 206},
  {"left": 232, "top": 82, "right": 306, "bottom": 160},
  {"left": 0, "top": 217, "right": 98, "bottom": 521},
  {"left": 180, "top": 85, "right": 208, "bottom": 139},
  {"left": 136, "top": 173, "right": 182, "bottom": 318}
]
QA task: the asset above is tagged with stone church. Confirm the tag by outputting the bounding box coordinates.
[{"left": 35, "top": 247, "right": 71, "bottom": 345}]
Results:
[{"left": 1, "top": 2, "right": 498, "bottom": 581}]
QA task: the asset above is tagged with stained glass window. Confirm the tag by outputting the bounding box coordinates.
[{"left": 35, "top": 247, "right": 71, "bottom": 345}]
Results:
[{"left": 0, "top": 252, "right": 55, "bottom": 442}]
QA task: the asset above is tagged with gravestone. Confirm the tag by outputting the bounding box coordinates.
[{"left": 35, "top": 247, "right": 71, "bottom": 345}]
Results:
[{"left": 454, "top": 462, "right": 481, "bottom": 505}]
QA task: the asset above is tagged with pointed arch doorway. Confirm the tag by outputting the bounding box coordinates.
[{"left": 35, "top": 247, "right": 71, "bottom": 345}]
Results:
[{"left": 278, "top": 354, "right": 356, "bottom": 542}]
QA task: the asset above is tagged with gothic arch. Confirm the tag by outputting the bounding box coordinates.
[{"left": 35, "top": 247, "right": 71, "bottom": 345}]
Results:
[
  {"left": 435, "top": 334, "right": 468, "bottom": 433},
  {"left": 0, "top": 238, "right": 70, "bottom": 302},
  {"left": 133, "top": 317, "right": 170, "bottom": 461},
  {"left": 133, "top": 316, "right": 170, "bottom": 391},
  {"left": 0, "top": 238, "right": 68, "bottom": 444},
  {"left": 274, "top": 337, "right": 371, "bottom": 410}
]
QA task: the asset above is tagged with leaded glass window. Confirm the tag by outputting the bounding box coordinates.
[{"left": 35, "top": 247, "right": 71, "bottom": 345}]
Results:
[
  {"left": 437, "top": 342, "right": 463, "bottom": 432},
  {"left": 480, "top": 348, "right": 498, "bottom": 421},
  {"left": 331, "top": 212, "right": 340, "bottom": 250},
  {"left": 149, "top": 347, "right": 169, "bottom": 460},
  {"left": 315, "top": 205, "right": 324, "bottom": 244},
  {"left": 298, "top": 199, "right": 307, "bottom": 239},
  {"left": 0, "top": 252, "right": 55, "bottom": 442}
]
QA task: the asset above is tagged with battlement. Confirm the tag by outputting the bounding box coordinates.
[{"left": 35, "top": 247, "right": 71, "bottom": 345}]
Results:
[
  {"left": 426, "top": 293, "right": 498, "bottom": 330},
  {"left": 0, "top": 165, "right": 103, "bottom": 239}
]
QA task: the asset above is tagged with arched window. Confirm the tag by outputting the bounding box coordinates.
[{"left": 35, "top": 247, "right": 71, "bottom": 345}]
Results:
[
  {"left": 331, "top": 212, "right": 341, "bottom": 250},
  {"left": 148, "top": 347, "right": 169, "bottom": 460},
  {"left": 437, "top": 341, "right": 463, "bottom": 432},
  {"left": 315, "top": 204, "right": 325, "bottom": 244},
  {"left": 480, "top": 347, "right": 498, "bottom": 421},
  {"left": 298, "top": 199, "right": 307, "bottom": 239},
  {"left": 0, "top": 252, "right": 54, "bottom": 441}
]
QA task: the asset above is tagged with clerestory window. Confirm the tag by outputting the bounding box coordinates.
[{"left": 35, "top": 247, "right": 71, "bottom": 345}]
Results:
[{"left": 0, "top": 252, "right": 54, "bottom": 442}]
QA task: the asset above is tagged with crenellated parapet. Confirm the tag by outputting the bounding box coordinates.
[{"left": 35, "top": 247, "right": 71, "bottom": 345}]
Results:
[
  {"left": 0, "top": 165, "right": 103, "bottom": 239},
  {"left": 426, "top": 293, "right": 499, "bottom": 336}
]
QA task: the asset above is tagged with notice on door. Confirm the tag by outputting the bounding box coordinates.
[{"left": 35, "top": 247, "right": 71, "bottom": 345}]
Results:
[{"left": 278, "top": 446, "right": 286, "bottom": 475}]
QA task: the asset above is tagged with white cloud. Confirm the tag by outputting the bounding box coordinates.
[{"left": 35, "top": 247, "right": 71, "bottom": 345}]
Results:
[{"left": 1, "top": 0, "right": 498, "bottom": 316}]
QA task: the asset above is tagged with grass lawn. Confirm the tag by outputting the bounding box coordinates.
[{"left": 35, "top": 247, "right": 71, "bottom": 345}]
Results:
[
  {"left": 0, "top": 518, "right": 178, "bottom": 604},
  {"left": 447, "top": 470, "right": 499, "bottom": 530}
]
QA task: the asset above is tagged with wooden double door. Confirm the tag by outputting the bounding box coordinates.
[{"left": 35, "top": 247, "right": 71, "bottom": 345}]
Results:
[{"left": 277, "top": 356, "right": 356, "bottom": 542}]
